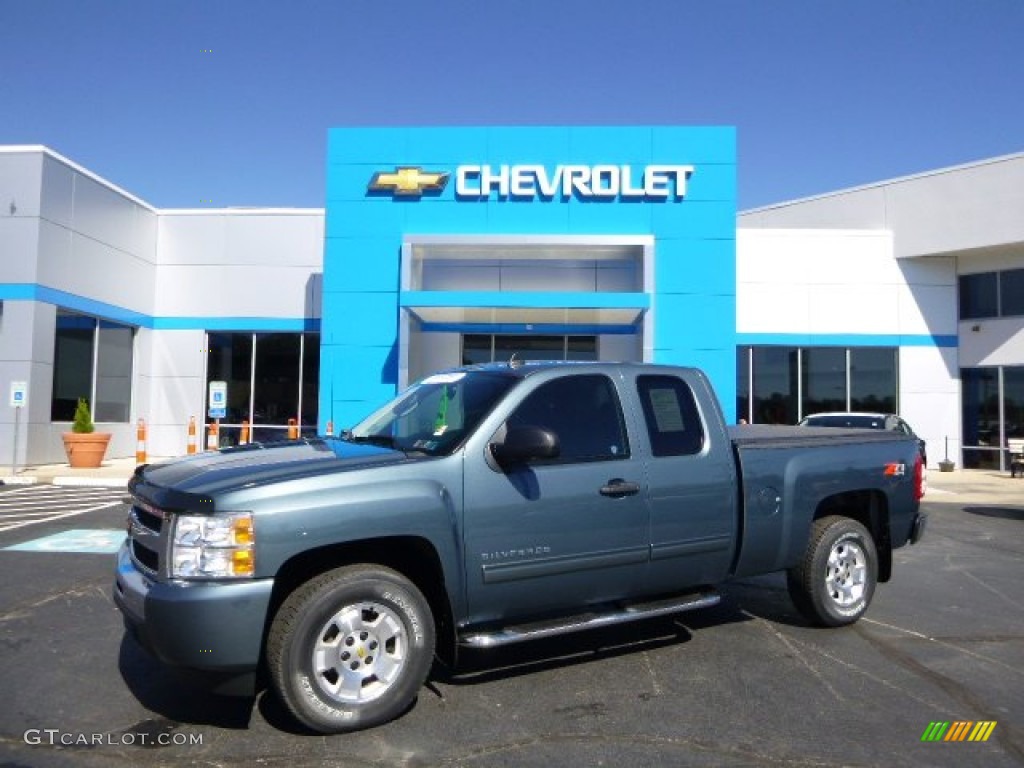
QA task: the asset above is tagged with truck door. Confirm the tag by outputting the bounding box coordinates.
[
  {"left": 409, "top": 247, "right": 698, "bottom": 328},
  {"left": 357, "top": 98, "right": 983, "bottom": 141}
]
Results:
[
  {"left": 630, "top": 372, "right": 738, "bottom": 591},
  {"left": 462, "top": 373, "right": 650, "bottom": 625}
]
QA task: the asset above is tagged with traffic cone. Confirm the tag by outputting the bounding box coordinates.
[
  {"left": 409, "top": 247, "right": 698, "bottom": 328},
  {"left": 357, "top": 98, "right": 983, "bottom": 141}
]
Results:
[
  {"left": 326, "top": 420, "right": 334, "bottom": 436},
  {"left": 187, "top": 416, "right": 197, "bottom": 455},
  {"left": 136, "top": 418, "right": 147, "bottom": 464},
  {"left": 207, "top": 421, "right": 219, "bottom": 451}
]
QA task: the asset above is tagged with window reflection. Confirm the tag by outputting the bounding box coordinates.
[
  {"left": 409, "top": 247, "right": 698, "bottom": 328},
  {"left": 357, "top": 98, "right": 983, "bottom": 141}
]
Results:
[
  {"left": 205, "top": 332, "right": 320, "bottom": 444},
  {"left": 962, "top": 366, "right": 1024, "bottom": 470},
  {"left": 738, "top": 345, "right": 899, "bottom": 425},
  {"left": 51, "top": 311, "right": 135, "bottom": 423},
  {"left": 752, "top": 347, "right": 798, "bottom": 424}
]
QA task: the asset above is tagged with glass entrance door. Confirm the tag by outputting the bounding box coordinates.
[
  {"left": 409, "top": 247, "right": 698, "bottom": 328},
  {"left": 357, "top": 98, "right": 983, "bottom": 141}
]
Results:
[{"left": 462, "top": 334, "right": 597, "bottom": 365}]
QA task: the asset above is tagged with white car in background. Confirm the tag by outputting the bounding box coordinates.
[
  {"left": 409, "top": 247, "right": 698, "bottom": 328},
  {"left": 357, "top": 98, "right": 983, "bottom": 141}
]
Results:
[{"left": 798, "top": 412, "right": 927, "bottom": 466}]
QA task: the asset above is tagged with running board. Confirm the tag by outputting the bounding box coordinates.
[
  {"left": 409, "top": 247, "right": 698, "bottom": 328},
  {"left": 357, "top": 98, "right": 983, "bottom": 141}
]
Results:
[{"left": 459, "top": 589, "right": 721, "bottom": 649}]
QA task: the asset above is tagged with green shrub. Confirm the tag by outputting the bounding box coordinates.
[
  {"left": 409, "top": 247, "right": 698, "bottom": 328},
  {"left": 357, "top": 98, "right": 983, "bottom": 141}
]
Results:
[{"left": 72, "top": 398, "right": 95, "bottom": 434}]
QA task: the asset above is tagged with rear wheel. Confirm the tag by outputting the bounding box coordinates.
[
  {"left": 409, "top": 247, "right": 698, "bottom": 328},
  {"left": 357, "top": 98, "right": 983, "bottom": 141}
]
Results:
[
  {"left": 787, "top": 516, "right": 877, "bottom": 627},
  {"left": 267, "top": 565, "right": 435, "bottom": 733}
]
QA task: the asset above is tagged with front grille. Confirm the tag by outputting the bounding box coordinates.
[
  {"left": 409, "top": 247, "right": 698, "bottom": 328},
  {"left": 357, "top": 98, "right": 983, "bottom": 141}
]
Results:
[
  {"left": 128, "top": 496, "right": 166, "bottom": 575},
  {"left": 131, "top": 538, "right": 159, "bottom": 573},
  {"left": 132, "top": 499, "right": 164, "bottom": 534}
]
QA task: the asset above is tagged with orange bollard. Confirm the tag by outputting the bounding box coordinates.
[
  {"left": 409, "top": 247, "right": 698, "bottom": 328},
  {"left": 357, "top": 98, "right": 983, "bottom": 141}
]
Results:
[
  {"left": 288, "top": 418, "right": 298, "bottom": 440},
  {"left": 207, "top": 421, "right": 219, "bottom": 451},
  {"left": 326, "top": 420, "right": 333, "bottom": 436},
  {"left": 136, "top": 418, "right": 147, "bottom": 464},
  {"left": 187, "top": 416, "right": 197, "bottom": 454},
  {"left": 240, "top": 419, "right": 250, "bottom": 445}
]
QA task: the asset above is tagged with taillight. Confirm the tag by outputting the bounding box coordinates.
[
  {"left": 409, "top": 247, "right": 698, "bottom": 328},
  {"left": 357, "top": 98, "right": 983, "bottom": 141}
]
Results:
[{"left": 913, "top": 453, "right": 926, "bottom": 500}]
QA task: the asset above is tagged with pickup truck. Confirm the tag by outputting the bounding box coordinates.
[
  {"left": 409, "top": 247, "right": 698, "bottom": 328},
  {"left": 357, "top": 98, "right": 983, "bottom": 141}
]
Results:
[{"left": 114, "top": 361, "right": 927, "bottom": 733}]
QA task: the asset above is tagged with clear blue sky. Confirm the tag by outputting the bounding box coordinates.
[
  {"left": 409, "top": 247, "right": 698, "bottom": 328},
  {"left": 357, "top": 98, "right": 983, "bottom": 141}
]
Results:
[{"left": 2, "top": 0, "right": 1021, "bottom": 210}]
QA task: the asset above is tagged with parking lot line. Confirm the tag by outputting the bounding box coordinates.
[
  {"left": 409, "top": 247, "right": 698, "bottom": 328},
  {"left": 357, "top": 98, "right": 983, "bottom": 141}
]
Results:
[{"left": 0, "top": 500, "right": 124, "bottom": 533}]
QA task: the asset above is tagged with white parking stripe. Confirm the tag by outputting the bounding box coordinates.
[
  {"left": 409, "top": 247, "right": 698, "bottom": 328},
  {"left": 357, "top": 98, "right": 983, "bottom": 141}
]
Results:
[
  {"left": 0, "top": 501, "right": 124, "bottom": 533},
  {"left": 0, "top": 486, "right": 127, "bottom": 534},
  {"left": 1, "top": 487, "right": 121, "bottom": 499}
]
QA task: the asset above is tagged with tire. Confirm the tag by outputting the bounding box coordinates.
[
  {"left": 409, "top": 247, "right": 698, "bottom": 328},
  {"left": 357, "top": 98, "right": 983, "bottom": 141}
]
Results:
[
  {"left": 787, "top": 516, "right": 877, "bottom": 627},
  {"left": 267, "top": 565, "right": 436, "bottom": 733}
]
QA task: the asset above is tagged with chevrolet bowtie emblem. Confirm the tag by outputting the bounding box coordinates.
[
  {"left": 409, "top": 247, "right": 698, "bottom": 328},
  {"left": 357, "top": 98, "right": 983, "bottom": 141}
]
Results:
[{"left": 368, "top": 167, "right": 449, "bottom": 197}]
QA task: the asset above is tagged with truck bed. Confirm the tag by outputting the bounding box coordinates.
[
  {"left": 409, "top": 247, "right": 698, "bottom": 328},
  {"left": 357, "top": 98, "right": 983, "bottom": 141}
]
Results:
[{"left": 728, "top": 424, "right": 911, "bottom": 449}]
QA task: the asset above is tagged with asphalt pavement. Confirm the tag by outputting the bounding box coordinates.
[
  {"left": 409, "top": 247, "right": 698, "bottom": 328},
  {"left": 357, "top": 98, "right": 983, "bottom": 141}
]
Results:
[{"left": 0, "top": 468, "right": 1020, "bottom": 767}]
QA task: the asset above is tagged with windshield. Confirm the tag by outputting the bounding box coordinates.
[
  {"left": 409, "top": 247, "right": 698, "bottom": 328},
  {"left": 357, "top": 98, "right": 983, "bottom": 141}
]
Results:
[{"left": 346, "top": 371, "right": 517, "bottom": 456}]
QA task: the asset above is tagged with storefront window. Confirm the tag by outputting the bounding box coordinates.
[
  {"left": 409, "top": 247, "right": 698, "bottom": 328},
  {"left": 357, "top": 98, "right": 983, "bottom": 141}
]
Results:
[
  {"left": 752, "top": 347, "right": 798, "bottom": 424},
  {"left": 461, "top": 335, "right": 597, "bottom": 364},
  {"left": 253, "top": 334, "right": 302, "bottom": 426},
  {"left": 849, "top": 348, "right": 897, "bottom": 413},
  {"left": 51, "top": 310, "right": 134, "bottom": 423},
  {"left": 739, "top": 345, "right": 899, "bottom": 424},
  {"left": 52, "top": 313, "right": 96, "bottom": 421},
  {"left": 1005, "top": 368, "right": 1024, "bottom": 441},
  {"left": 207, "top": 333, "right": 253, "bottom": 424},
  {"left": 736, "top": 347, "right": 750, "bottom": 422},
  {"left": 205, "top": 331, "right": 320, "bottom": 443},
  {"left": 95, "top": 321, "right": 134, "bottom": 422},
  {"left": 959, "top": 272, "right": 999, "bottom": 320},
  {"left": 961, "top": 367, "right": 1002, "bottom": 469},
  {"left": 301, "top": 332, "right": 321, "bottom": 429},
  {"left": 1000, "top": 268, "right": 1024, "bottom": 317},
  {"left": 802, "top": 348, "right": 846, "bottom": 415}
]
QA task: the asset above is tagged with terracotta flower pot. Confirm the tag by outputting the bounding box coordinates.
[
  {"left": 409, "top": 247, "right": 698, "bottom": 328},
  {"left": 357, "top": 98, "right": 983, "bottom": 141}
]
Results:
[{"left": 62, "top": 432, "right": 112, "bottom": 469}]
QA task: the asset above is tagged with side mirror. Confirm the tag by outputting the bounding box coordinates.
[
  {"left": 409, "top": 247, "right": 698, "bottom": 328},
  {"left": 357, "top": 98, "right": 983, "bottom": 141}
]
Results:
[{"left": 490, "top": 425, "right": 559, "bottom": 467}]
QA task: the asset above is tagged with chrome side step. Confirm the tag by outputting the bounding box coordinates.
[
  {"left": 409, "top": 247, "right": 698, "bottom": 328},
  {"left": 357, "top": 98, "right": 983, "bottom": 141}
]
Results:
[{"left": 459, "top": 589, "right": 720, "bottom": 649}]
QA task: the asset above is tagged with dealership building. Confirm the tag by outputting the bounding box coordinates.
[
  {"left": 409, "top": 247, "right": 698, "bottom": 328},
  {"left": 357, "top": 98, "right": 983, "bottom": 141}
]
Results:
[{"left": 1, "top": 127, "right": 1022, "bottom": 471}]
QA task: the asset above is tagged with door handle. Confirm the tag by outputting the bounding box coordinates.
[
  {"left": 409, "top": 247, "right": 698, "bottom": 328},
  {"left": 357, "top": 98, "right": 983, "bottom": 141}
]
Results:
[{"left": 599, "top": 479, "right": 640, "bottom": 497}]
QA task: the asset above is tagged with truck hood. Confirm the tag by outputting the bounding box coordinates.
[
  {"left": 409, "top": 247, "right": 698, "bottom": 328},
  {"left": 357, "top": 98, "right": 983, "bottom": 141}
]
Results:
[{"left": 135, "top": 439, "right": 409, "bottom": 495}]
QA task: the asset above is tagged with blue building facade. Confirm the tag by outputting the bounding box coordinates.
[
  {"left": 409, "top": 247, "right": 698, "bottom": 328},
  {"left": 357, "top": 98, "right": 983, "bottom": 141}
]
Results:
[{"left": 321, "top": 126, "right": 737, "bottom": 428}]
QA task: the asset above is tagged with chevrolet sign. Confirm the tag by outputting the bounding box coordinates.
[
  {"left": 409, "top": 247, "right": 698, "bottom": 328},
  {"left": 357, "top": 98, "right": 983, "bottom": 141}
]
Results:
[{"left": 456, "top": 164, "right": 694, "bottom": 200}]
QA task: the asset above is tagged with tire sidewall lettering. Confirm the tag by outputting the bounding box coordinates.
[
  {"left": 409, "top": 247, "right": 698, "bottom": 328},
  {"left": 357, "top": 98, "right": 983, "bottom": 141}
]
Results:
[
  {"left": 298, "top": 675, "right": 356, "bottom": 721},
  {"left": 383, "top": 589, "right": 424, "bottom": 646}
]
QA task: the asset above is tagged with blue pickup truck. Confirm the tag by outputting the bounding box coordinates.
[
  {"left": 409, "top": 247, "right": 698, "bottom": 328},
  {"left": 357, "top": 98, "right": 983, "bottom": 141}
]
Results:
[{"left": 115, "top": 361, "right": 926, "bottom": 733}]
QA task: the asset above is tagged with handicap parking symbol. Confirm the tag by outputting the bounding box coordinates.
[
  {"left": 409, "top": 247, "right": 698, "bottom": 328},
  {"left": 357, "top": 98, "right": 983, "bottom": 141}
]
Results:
[{"left": 4, "top": 529, "right": 126, "bottom": 554}]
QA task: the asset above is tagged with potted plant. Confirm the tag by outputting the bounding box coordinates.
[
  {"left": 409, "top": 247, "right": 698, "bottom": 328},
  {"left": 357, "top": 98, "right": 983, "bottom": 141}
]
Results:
[{"left": 62, "top": 398, "right": 111, "bottom": 468}]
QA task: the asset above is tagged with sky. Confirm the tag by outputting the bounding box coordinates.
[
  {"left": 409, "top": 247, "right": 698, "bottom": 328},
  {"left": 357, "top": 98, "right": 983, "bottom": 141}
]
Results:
[{"left": 2, "top": 0, "right": 1022, "bottom": 211}]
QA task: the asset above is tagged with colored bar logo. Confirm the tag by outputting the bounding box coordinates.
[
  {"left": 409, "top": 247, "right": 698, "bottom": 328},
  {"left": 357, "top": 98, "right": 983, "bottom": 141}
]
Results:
[{"left": 921, "top": 721, "right": 997, "bottom": 742}]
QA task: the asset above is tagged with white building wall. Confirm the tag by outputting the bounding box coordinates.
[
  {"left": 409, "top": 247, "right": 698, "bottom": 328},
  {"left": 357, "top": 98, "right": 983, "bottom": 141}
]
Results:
[
  {"left": 140, "top": 329, "right": 208, "bottom": 457},
  {"left": 737, "top": 229, "right": 959, "bottom": 466},
  {"left": 2, "top": 148, "right": 326, "bottom": 465},
  {"left": 148, "top": 211, "right": 324, "bottom": 456},
  {"left": 155, "top": 212, "right": 323, "bottom": 319},
  {"left": 36, "top": 154, "right": 158, "bottom": 314},
  {"left": 956, "top": 246, "right": 1024, "bottom": 368},
  {"left": 740, "top": 153, "right": 1024, "bottom": 260}
]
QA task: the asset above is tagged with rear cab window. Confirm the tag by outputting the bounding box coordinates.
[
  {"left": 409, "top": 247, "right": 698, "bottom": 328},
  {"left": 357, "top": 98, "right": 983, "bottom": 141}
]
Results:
[{"left": 636, "top": 375, "right": 705, "bottom": 457}]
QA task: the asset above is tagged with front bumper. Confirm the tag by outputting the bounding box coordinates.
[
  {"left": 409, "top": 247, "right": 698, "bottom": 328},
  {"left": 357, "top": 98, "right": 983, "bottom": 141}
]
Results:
[{"left": 113, "top": 542, "right": 274, "bottom": 673}]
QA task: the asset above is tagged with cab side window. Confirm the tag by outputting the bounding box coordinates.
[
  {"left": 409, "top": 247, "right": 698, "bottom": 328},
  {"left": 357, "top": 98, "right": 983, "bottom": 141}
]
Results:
[
  {"left": 636, "top": 375, "right": 705, "bottom": 457},
  {"left": 507, "top": 375, "right": 628, "bottom": 463}
]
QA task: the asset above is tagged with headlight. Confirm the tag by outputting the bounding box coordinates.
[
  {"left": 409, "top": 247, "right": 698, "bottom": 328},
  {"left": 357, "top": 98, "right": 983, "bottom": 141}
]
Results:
[{"left": 171, "top": 512, "right": 255, "bottom": 579}]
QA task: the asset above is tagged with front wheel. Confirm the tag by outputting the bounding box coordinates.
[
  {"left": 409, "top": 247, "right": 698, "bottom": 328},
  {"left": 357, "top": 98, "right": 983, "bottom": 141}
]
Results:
[
  {"left": 266, "top": 565, "right": 436, "bottom": 733},
  {"left": 787, "top": 516, "right": 877, "bottom": 627}
]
